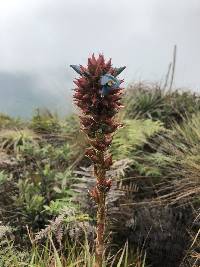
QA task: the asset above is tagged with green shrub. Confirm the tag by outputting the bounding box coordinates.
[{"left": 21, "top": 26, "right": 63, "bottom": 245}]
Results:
[
  {"left": 124, "top": 82, "right": 200, "bottom": 127},
  {"left": 30, "top": 109, "right": 61, "bottom": 134},
  {"left": 0, "top": 235, "right": 146, "bottom": 267},
  {"left": 0, "top": 113, "right": 23, "bottom": 130},
  {"left": 0, "top": 128, "right": 38, "bottom": 154},
  {"left": 112, "top": 118, "right": 164, "bottom": 160}
]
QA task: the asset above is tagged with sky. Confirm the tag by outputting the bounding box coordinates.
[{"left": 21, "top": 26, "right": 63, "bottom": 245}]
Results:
[{"left": 0, "top": 0, "right": 200, "bottom": 116}]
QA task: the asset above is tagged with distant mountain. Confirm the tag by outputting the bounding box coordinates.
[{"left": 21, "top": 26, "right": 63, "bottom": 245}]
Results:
[{"left": 0, "top": 72, "right": 73, "bottom": 118}]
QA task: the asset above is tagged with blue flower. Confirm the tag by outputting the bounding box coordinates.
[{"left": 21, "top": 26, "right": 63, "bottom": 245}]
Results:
[
  {"left": 100, "top": 74, "right": 121, "bottom": 96},
  {"left": 113, "top": 66, "right": 126, "bottom": 77}
]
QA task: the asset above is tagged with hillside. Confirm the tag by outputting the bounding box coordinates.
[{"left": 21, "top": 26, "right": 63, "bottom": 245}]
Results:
[{"left": 0, "top": 83, "right": 199, "bottom": 267}]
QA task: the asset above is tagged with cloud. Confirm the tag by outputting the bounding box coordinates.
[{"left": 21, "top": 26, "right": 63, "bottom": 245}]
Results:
[
  {"left": 0, "top": 71, "right": 72, "bottom": 117},
  {"left": 0, "top": 0, "right": 200, "bottom": 116}
]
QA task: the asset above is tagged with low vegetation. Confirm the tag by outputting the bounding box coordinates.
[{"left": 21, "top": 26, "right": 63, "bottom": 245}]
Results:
[{"left": 0, "top": 83, "right": 199, "bottom": 266}]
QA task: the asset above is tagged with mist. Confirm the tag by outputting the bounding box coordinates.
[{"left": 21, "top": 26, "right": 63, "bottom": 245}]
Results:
[{"left": 0, "top": 0, "right": 200, "bottom": 116}]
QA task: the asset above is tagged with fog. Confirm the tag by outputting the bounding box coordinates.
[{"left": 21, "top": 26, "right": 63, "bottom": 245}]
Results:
[{"left": 0, "top": 0, "right": 200, "bottom": 116}]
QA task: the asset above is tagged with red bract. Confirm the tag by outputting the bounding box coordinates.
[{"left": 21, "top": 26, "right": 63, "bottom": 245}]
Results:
[
  {"left": 71, "top": 53, "right": 126, "bottom": 186},
  {"left": 71, "top": 54, "right": 125, "bottom": 267},
  {"left": 72, "top": 55, "right": 125, "bottom": 156}
]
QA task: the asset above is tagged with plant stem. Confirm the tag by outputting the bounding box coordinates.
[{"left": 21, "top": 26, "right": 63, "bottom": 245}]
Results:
[
  {"left": 95, "top": 152, "right": 107, "bottom": 267},
  {"left": 95, "top": 190, "right": 106, "bottom": 267}
]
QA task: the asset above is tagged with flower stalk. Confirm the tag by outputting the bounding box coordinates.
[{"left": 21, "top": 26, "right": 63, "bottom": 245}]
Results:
[{"left": 70, "top": 54, "right": 125, "bottom": 267}]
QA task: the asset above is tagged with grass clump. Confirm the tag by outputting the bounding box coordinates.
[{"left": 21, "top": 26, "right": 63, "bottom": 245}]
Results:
[
  {"left": 112, "top": 118, "right": 164, "bottom": 160},
  {"left": 124, "top": 82, "right": 200, "bottom": 127}
]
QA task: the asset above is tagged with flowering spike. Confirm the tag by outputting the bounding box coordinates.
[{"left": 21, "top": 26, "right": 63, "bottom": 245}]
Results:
[{"left": 71, "top": 54, "right": 126, "bottom": 267}]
